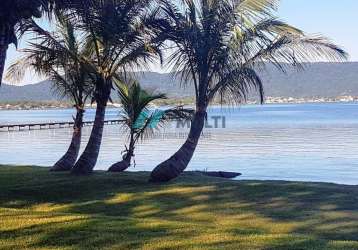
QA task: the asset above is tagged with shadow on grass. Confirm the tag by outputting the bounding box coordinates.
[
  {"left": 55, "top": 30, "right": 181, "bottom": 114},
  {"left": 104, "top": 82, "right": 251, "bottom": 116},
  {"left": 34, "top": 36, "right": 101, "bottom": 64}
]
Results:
[{"left": 0, "top": 165, "right": 358, "bottom": 249}]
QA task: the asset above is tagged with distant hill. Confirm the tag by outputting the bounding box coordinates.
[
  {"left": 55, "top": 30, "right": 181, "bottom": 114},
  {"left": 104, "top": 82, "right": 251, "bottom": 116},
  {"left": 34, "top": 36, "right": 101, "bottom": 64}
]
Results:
[
  {"left": 1, "top": 62, "right": 358, "bottom": 102},
  {"left": 0, "top": 80, "right": 54, "bottom": 102},
  {"left": 259, "top": 62, "right": 358, "bottom": 97}
]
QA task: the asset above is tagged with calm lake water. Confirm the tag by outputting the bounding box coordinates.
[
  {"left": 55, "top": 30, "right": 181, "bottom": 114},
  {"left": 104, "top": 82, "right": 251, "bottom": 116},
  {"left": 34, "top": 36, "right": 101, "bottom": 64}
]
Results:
[{"left": 1, "top": 103, "right": 358, "bottom": 185}]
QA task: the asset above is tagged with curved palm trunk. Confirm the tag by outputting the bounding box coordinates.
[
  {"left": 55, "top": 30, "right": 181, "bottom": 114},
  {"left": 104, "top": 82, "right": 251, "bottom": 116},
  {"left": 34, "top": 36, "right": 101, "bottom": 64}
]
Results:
[
  {"left": 108, "top": 134, "right": 134, "bottom": 172},
  {"left": 150, "top": 109, "right": 207, "bottom": 182},
  {"left": 71, "top": 104, "right": 106, "bottom": 175},
  {"left": 51, "top": 109, "right": 84, "bottom": 171},
  {"left": 108, "top": 153, "right": 132, "bottom": 172}
]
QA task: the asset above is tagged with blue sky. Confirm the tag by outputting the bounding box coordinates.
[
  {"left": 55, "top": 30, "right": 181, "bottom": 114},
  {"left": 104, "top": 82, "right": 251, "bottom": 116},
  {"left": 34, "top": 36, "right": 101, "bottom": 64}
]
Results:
[
  {"left": 4, "top": 0, "right": 358, "bottom": 84},
  {"left": 278, "top": 0, "right": 358, "bottom": 61}
]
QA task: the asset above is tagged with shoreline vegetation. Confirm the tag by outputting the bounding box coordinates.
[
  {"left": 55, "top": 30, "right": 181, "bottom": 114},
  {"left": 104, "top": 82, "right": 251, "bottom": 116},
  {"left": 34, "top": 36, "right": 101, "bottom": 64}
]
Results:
[
  {"left": 0, "top": 165, "right": 357, "bottom": 249},
  {"left": 1, "top": 96, "right": 358, "bottom": 110}
]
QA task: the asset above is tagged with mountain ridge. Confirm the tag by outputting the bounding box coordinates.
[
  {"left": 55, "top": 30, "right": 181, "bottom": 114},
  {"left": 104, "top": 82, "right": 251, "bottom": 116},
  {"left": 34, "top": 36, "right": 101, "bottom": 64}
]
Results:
[{"left": 1, "top": 62, "right": 358, "bottom": 102}]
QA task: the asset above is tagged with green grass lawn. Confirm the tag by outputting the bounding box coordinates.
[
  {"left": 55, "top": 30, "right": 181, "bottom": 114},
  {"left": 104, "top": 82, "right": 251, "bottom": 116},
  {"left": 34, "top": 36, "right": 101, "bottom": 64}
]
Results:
[{"left": 0, "top": 166, "right": 358, "bottom": 250}]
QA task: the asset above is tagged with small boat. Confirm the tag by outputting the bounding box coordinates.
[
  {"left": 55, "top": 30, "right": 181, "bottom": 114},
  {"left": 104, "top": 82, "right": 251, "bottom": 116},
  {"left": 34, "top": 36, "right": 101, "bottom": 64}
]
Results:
[{"left": 197, "top": 171, "right": 241, "bottom": 179}]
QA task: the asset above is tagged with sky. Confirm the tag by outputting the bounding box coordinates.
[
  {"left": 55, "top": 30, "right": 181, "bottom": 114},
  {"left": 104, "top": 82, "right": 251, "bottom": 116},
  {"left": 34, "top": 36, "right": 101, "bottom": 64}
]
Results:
[{"left": 4, "top": 0, "right": 358, "bottom": 85}]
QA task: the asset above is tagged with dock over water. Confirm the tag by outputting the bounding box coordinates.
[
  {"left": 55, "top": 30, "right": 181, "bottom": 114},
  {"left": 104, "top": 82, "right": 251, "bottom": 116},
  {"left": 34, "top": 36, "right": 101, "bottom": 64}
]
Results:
[{"left": 0, "top": 120, "right": 124, "bottom": 132}]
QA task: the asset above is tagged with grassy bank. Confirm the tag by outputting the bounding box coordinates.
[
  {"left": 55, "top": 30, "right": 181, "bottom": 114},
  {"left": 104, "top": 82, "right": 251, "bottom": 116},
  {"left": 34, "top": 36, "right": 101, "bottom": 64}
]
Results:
[{"left": 0, "top": 166, "right": 357, "bottom": 250}]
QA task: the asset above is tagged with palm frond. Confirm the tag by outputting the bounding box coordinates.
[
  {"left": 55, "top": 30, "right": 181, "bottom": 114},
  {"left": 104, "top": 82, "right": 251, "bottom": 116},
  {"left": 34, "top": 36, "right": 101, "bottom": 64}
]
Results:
[
  {"left": 209, "top": 66, "right": 264, "bottom": 105},
  {"left": 6, "top": 17, "right": 94, "bottom": 105},
  {"left": 114, "top": 80, "right": 193, "bottom": 143},
  {"left": 233, "top": 0, "right": 278, "bottom": 19},
  {"left": 159, "top": 0, "right": 348, "bottom": 108}
]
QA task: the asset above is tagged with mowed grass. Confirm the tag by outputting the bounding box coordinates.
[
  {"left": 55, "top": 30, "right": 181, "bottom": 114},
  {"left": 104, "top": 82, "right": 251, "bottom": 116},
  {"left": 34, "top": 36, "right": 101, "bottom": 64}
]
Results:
[{"left": 0, "top": 166, "right": 358, "bottom": 250}]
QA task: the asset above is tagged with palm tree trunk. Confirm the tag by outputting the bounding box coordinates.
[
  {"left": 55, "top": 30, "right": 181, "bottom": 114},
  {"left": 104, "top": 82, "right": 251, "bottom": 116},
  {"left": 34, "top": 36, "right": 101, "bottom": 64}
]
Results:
[
  {"left": 150, "top": 108, "right": 207, "bottom": 182},
  {"left": 107, "top": 154, "right": 132, "bottom": 172},
  {"left": 71, "top": 104, "right": 106, "bottom": 175},
  {"left": 108, "top": 133, "right": 134, "bottom": 172},
  {"left": 0, "top": 27, "right": 9, "bottom": 86},
  {"left": 51, "top": 109, "right": 84, "bottom": 171}
]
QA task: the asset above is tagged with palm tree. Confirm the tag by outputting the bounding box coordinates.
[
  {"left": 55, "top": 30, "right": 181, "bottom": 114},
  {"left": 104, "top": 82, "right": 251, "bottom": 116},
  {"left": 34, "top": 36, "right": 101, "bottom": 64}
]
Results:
[
  {"left": 6, "top": 17, "right": 93, "bottom": 171},
  {"left": 55, "top": 0, "right": 163, "bottom": 175},
  {"left": 108, "top": 81, "right": 193, "bottom": 172},
  {"left": 150, "top": 0, "right": 348, "bottom": 182}
]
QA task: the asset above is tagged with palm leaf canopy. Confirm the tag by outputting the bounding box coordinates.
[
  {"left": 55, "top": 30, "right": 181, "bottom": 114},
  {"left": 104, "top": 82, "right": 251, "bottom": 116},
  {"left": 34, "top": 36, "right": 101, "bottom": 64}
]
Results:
[
  {"left": 0, "top": 0, "right": 46, "bottom": 46},
  {"left": 0, "top": 0, "right": 97, "bottom": 87},
  {"left": 65, "top": 0, "right": 164, "bottom": 83},
  {"left": 115, "top": 80, "right": 193, "bottom": 141},
  {"left": 17, "top": 0, "right": 164, "bottom": 105},
  {"left": 6, "top": 16, "right": 93, "bottom": 106},
  {"left": 158, "top": 0, "right": 348, "bottom": 107},
  {"left": 0, "top": 0, "right": 74, "bottom": 47}
]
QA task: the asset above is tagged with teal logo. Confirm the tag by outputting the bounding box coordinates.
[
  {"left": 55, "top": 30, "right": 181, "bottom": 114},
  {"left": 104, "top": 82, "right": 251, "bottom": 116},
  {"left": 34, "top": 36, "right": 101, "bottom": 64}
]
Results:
[{"left": 133, "top": 110, "right": 165, "bottom": 129}]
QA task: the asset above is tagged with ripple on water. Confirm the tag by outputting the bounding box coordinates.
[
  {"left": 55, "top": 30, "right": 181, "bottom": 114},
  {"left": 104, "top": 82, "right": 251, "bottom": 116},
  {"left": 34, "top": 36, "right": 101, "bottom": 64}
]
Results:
[{"left": 1, "top": 103, "right": 358, "bottom": 185}]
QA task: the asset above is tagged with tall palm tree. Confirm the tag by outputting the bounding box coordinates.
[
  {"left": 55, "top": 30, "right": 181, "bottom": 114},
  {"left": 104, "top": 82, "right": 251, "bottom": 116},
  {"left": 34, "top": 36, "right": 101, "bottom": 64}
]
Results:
[
  {"left": 6, "top": 17, "right": 93, "bottom": 171},
  {"left": 108, "top": 81, "right": 193, "bottom": 172},
  {"left": 150, "top": 0, "right": 348, "bottom": 182},
  {"left": 54, "top": 0, "right": 163, "bottom": 175}
]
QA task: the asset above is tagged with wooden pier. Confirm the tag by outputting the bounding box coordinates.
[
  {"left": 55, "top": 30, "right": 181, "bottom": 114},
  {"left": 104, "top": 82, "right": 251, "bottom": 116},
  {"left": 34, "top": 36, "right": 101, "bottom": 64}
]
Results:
[{"left": 0, "top": 119, "right": 124, "bottom": 132}]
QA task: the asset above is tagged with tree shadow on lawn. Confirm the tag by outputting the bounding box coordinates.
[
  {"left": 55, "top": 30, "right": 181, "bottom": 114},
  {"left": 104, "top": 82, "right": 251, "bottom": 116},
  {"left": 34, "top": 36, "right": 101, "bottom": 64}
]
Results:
[
  {"left": 1, "top": 166, "right": 358, "bottom": 249},
  {"left": 0, "top": 216, "right": 184, "bottom": 250},
  {"left": 0, "top": 212, "right": 339, "bottom": 250},
  {"left": 215, "top": 180, "right": 358, "bottom": 241}
]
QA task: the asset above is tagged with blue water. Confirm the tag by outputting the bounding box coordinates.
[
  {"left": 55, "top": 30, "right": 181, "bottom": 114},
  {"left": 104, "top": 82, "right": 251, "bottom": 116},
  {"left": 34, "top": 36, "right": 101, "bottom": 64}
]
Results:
[{"left": 1, "top": 103, "right": 358, "bottom": 185}]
